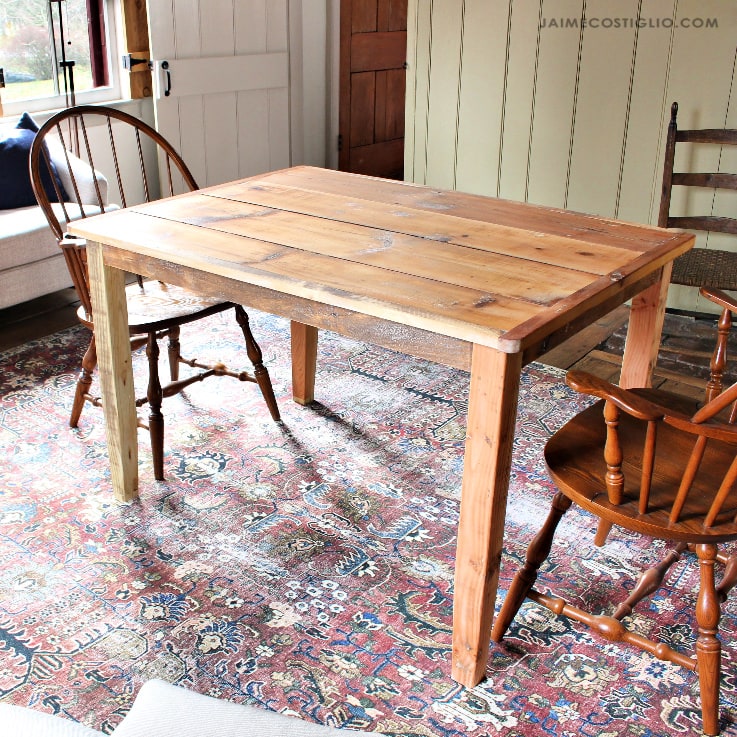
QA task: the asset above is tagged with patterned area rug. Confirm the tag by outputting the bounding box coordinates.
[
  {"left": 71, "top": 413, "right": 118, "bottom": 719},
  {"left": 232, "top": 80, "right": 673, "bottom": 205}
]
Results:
[{"left": 0, "top": 310, "right": 735, "bottom": 736}]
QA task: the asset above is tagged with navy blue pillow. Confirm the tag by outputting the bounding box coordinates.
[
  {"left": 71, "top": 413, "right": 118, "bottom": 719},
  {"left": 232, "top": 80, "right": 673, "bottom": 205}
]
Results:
[{"left": 0, "top": 112, "right": 67, "bottom": 210}]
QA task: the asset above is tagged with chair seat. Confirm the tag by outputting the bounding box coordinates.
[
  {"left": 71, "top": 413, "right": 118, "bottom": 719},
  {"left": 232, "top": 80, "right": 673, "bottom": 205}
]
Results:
[
  {"left": 545, "top": 388, "right": 737, "bottom": 543},
  {"left": 671, "top": 248, "right": 737, "bottom": 290},
  {"left": 77, "top": 280, "right": 233, "bottom": 333}
]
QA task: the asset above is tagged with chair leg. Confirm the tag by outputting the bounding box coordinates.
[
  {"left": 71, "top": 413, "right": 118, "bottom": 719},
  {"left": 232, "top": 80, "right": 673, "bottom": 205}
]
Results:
[
  {"left": 716, "top": 551, "right": 737, "bottom": 602},
  {"left": 70, "top": 334, "right": 97, "bottom": 427},
  {"left": 594, "top": 520, "right": 613, "bottom": 547},
  {"left": 612, "top": 542, "right": 688, "bottom": 620},
  {"left": 146, "top": 333, "right": 165, "bottom": 481},
  {"left": 491, "top": 491, "right": 572, "bottom": 642},
  {"left": 167, "top": 325, "right": 181, "bottom": 381},
  {"left": 695, "top": 543, "right": 722, "bottom": 736},
  {"left": 234, "top": 305, "right": 280, "bottom": 421}
]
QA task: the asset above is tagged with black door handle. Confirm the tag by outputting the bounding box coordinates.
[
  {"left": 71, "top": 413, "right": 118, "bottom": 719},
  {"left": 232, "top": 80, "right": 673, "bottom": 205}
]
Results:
[{"left": 161, "top": 60, "right": 171, "bottom": 97}]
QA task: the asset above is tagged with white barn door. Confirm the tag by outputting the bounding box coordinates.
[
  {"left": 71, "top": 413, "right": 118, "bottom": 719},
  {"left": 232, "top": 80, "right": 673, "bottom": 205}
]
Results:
[{"left": 147, "top": 0, "right": 292, "bottom": 188}]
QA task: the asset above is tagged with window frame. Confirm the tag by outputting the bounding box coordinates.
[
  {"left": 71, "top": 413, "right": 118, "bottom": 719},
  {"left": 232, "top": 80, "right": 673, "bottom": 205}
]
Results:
[{"left": 1, "top": 0, "right": 123, "bottom": 118}]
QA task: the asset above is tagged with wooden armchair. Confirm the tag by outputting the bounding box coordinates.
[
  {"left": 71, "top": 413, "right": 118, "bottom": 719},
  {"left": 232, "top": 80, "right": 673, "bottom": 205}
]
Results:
[
  {"left": 29, "top": 105, "right": 280, "bottom": 481},
  {"left": 492, "top": 370, "right": 737, "bottom": 735}
]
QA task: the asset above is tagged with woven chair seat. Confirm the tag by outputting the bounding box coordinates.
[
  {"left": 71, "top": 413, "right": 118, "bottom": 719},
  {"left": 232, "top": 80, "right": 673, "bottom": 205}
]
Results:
[{"left": 671, "top": 248, "right": 737, "bottom": 290}]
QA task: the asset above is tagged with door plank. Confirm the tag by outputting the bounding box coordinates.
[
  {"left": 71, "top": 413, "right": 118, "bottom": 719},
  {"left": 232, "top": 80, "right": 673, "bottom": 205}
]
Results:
[
  {"left": 351, "top": 31, "right": 407, "bottom": 71},
  {"left": 350, "top": 72, "right": 376, "bottom": 147}
]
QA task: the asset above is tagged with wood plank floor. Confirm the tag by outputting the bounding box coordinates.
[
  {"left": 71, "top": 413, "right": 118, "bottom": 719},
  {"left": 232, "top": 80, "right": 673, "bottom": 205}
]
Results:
[{"left": 1, "top": 289, "right": 733, "bottom": 402}]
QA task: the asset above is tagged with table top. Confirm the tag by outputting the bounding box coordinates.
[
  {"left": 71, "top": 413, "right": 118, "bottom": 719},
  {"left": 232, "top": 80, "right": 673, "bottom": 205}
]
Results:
[{"left": 69, "top": 166, "right": 694, "bottom": 357}]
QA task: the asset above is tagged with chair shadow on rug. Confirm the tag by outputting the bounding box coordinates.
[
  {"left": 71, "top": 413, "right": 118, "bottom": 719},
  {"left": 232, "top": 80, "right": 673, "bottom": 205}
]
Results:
[
  {"left": 491, "top": 364, "right": 737, "bottom": 735},
  {"left": 29, "top": 105, "right": 280, "bottom": 480}
]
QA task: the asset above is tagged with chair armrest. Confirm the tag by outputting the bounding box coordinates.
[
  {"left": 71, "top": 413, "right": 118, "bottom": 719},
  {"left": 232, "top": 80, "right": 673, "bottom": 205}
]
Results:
[
  {"left": 700, "top": 287, "right": 737, "bottom": 313},
  {"left": 565, "top": 370, "right": 665, "bottom": 421}
]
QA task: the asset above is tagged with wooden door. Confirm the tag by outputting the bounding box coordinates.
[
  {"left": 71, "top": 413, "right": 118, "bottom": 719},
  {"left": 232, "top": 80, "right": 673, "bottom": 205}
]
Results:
[
  {"left": 339, "top": 0, "right": 407, "bottom": 180},
  {"left": 147, "top": 1, "right": 291, "bottom": 189}
]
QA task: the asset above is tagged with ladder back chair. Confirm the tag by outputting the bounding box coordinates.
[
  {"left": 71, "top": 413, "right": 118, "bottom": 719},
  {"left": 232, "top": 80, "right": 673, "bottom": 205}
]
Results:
[
  {"left": 492, "top": 367, "right": 737, "bottom": 735},
  {"left": 29, "top": 105, "right": 280, "bottom": 480},
  {"left": 661, "top": 100, "right": 737, "bottom": 401}
]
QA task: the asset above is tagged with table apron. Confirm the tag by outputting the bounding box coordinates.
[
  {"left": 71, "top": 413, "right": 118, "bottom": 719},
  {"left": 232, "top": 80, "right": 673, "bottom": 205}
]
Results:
[
  {"left": 97, "top": 244, "right": 662, "bottom": 374},
  {"left": 98, "top": 246, "right": 475, "bottom": 372}
]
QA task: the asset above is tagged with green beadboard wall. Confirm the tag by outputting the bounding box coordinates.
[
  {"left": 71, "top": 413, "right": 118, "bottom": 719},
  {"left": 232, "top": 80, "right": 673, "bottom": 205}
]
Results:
[{"left": 404, "top": 0, "right": 737, "bottom": 312}]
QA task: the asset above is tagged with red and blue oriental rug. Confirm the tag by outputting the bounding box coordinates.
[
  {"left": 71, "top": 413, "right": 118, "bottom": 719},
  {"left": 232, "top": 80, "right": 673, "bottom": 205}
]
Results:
[{"left": 0, "top": 309, "right": 735, "bottom": 735}]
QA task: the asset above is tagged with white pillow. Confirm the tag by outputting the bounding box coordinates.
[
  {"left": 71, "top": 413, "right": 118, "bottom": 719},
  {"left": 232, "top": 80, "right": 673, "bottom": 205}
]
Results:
[{"left": 46, "top": 135, "right": 109, "bottom": 207}]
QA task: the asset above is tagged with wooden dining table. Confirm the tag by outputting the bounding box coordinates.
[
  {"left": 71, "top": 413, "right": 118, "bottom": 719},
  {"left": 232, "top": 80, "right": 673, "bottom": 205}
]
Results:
[{"left": 68, "top": 165, "right": 694, "bottom": 688}]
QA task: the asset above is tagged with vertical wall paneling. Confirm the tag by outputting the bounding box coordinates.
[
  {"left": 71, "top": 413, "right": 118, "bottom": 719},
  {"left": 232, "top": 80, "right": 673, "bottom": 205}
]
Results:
[
  {"left": 267, "top": 87, "right": 292, "bottom": 170},
  {"left": 616, "top": 0, "right": 677, "bottom": 225},
  {"left": 709, "top": 52, "right": 737, "bottom": 253},
  {"left": 237, "top": 90, "right": 271, "bottom": 176},
  {"left": 496, "top": 1, "right": 545, "bottom": 202},
  {"left": 200, "top": 0, "right": 234, "bottom": 57},
  {"left": 200, "top": 1, "right": 237, "bottom": 184},
  {"left": 146, "top": 0, "right": 181, "bottom": 178},
  {"left": 173, "top": 0, "right": 200, "bottom": 56},
  {"left": 525, "top": 0, "right": 585, "bottom": 208},
  {"left": 177, "top": 95, "right": 207, "bottom": 185},
  {"left": 234, "top": 1, "right": 269, "bottom": 176},
  {"left": 205, "top": 94, "right": 240, "bottom": 184},
  {"left": 403, "top": 0, "right": 430, "bottom": 183},
  {"left": 565, "top": 0, "right": 642, "bottom": 217},
  {"left": 405, "top": 0, "right": 737, "bottom": 311},
  {"left": 454, "top": 1, "right": 511, "bottom": 197},
  {"left": 298, "top": 3, "right": 327, "bottom": 167},
  {"left": 422, "top": 2, "right": 464, "bottom": 189}
]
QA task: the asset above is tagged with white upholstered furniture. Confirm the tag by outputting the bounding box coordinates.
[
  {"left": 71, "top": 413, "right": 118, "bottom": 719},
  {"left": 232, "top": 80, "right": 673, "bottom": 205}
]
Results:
[
  {"left": 0, "top": 135, "right": 106, "bottom": 310},
  {"left": 0, "top": 679, "right": 378, "bottom": 736}
]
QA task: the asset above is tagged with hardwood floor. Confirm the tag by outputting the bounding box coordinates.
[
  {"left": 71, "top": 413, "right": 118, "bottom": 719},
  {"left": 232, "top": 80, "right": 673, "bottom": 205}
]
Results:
[
  {"left": 0, "top": 288, "right": 80, "bottom": 352},
  {"left": 1, "top": 289, "right": 731, "bottom": 403}
]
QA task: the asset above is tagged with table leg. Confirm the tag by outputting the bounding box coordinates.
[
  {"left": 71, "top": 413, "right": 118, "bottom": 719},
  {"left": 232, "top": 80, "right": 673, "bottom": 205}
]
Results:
[
  {"left": 620, "top": 264, "right": 673, "bottom": 389},
  {"left": 290, "top": 321, "right": 318, "bottom": 405},
  {"left": 87, "top": 242, "right": 139, "bottom": 503},
  {"left": 452, "top": 344, "right": 523, "bottom": 687}
]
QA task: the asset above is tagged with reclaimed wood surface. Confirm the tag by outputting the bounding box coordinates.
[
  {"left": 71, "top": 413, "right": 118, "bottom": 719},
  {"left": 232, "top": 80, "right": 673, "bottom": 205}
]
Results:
[{"left": 70, "top": 166, "right": 694, "bottom": 359}]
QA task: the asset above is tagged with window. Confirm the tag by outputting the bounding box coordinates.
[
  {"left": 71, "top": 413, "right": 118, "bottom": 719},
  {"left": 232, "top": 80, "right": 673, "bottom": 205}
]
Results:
[{"left": 0, "top": 0, "right": 121, "bottom": 115}]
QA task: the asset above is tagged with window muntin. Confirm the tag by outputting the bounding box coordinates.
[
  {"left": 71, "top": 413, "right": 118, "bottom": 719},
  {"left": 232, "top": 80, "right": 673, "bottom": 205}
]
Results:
[{"left": 0, "top": 0, "right": 121, "bottom": 116}]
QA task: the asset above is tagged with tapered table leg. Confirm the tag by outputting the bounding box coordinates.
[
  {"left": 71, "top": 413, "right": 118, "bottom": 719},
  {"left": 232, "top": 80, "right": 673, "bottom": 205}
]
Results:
[
  {"left": 87, "top": 241, "right": 139, "bottom": 503},
  {"left": 452, "top": 344, "right": 522, "bottom": 687},
  {"left": 620, "top": 264, "right": 672, "bottom": 389},
  {"left": 291, "top": 321, "right": 318, "bottom": 405}
]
